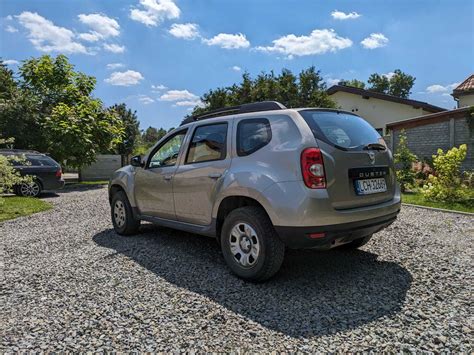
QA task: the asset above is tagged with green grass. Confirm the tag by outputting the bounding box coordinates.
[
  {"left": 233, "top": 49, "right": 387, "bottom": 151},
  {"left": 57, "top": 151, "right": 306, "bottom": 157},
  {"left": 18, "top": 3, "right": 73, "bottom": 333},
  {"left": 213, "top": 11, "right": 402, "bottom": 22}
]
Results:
[
  {"left": 0, "top": 196, "right": 53, "bottom": 222},
  {"left": 78, "top": 180, "right": 109, "bottom": 185},
  {"left": 402, "top": 193, "right": 474, "bottom": 213}
]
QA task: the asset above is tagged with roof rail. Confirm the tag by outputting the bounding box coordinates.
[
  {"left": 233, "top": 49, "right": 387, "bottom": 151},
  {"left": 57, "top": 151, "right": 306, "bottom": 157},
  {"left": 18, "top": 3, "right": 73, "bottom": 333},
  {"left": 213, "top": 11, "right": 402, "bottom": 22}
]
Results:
[{"left": 181, "top": 101, "right": 287, "bottom": 125}]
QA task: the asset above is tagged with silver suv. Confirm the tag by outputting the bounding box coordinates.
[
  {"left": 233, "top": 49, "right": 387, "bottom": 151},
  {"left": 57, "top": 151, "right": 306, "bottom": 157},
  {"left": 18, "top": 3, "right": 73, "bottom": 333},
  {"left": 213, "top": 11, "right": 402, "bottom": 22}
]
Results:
[{"left": 109, "top": 101, "right": 401, "bottom": 281}]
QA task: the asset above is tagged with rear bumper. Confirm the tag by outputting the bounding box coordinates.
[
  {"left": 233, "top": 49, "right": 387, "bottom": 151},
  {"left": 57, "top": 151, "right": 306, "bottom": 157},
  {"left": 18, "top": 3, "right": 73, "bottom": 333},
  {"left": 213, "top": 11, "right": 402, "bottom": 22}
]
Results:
[
  {"left": 43, "top": 179, "right": 65, "bottom": 191},
  {"left": 275, "top": 210, "right": 399, "bottom": 249}
]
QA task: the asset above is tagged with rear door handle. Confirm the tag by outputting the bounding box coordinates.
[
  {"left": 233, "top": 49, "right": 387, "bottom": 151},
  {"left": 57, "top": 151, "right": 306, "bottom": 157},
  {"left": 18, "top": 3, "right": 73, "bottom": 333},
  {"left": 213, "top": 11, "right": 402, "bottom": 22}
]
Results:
[
  {"left": 164, "top": 175, "right": 173, "bottom": 181},
  {"left": 208, "top": 173, "right": 222, "bottom": 179}
]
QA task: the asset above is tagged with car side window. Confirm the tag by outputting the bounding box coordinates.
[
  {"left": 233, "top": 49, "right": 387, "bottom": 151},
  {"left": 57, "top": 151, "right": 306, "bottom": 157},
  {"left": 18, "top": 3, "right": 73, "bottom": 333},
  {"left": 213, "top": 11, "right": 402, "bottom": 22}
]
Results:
[
  {"left": 148, "top": 130, "right": 187, "bottom": 168},
  {"left": 237, "top": 118, "right": 272, "bottom": 156},
  {"left": 185, "top": 123, "right": 228, "bottom": 164}
]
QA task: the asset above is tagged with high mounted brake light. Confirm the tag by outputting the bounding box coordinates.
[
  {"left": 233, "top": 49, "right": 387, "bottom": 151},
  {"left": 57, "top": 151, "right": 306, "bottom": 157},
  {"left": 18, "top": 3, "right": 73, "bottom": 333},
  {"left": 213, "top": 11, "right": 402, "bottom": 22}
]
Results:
[{"left": 301, "top": 148, "right": 326, "bottom": 189}]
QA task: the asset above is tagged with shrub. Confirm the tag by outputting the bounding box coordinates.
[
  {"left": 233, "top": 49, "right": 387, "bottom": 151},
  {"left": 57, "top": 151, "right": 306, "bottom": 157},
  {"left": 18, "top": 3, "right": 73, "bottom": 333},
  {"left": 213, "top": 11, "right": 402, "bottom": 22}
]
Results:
[
  {"left": 394, "top": 130, "right": 417, "bottom": 192},
  {"left": 411, "top": 160, "right": 434, "bottom": 188},
  {"left": 0, "top": 137, "right": 33, "bottom": 204},
  {"left": 422, "top": 144, "right": 470, "bottom": 202}
]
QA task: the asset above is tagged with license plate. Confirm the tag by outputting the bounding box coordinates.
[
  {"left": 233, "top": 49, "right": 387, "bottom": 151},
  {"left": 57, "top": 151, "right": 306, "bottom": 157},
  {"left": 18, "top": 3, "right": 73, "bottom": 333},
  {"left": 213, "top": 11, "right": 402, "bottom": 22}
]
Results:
[{"left": 354, "top": 178, "right": 387, "bottom": 195}]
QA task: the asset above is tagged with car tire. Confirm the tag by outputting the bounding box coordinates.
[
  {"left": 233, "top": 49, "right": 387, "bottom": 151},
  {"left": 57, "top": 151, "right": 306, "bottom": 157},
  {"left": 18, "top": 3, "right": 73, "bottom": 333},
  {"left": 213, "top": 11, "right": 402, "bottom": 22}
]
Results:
[
  {"left": 221, "top": 206, "right": 285, "bottom": 282},
  {"left": 111, "top": 190, "right": 140, "bottom": 235},
  {"left": 340, "top": 234, "right": 372, "bottom": 249},
  {"left": 17, "top": 180, "right": 42, "bottom": 197}
]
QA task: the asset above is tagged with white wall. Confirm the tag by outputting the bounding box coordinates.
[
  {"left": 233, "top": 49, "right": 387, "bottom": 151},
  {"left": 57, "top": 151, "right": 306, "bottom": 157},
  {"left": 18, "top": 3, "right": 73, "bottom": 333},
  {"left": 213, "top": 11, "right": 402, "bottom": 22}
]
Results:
[
  {"left": 329, "top": 91, "right": 432, "bottom": 134},
  {"left": 457, "top": 93, "right": 474, "bottom": 108}
]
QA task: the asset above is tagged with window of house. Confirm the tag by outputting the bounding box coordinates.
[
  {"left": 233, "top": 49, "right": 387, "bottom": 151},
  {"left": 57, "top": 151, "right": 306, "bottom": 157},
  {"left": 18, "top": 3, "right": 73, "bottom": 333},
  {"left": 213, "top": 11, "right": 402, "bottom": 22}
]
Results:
[
  {"left": 185, "top": 123, "right": 228, "bottom": 164},
  {"left": 237, "top": 118, "right": 272, "bottom": 156}
]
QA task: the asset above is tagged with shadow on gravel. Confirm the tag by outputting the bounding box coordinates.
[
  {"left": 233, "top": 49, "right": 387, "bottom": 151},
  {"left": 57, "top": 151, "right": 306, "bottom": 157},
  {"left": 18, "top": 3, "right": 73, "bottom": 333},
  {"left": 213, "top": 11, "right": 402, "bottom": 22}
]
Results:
[{"left": 93, "top": 225, "right": 412, "bottom": 338}]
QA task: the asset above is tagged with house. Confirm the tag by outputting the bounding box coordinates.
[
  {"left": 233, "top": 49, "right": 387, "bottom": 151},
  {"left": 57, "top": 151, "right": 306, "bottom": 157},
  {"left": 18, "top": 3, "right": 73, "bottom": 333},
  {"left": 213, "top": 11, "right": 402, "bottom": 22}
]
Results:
[
  {"left": 452, "top": 74, "right": 474, "bottom": 108},
  {"left": 327, "top": 85, "right": 446, "bottom": 135},
  {"left": 386, "top": 106, "right": 473, "bottom": 172}
]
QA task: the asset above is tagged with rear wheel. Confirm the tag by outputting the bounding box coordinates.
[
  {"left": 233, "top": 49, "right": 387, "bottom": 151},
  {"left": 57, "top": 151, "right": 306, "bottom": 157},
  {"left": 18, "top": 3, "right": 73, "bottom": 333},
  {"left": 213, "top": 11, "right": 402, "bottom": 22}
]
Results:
[
  {"left": 111, "top": 191, "right": 140, "bottom": 235},
  {"left": 17, "top": 180, "right": 42, "bottom": 197},
  {"left": 221, "top": 206, "right": 285, "bottom": 282},
  {"left": 339, "top": 234, "right": 372, "bottom": 249}
]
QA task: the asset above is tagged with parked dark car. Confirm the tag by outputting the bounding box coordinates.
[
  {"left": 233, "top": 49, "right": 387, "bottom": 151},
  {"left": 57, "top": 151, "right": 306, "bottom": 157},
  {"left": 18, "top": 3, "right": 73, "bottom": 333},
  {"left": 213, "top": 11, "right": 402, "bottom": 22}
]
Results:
[{"left": 0, "top": 149, "right": 65, "bottom": 197}]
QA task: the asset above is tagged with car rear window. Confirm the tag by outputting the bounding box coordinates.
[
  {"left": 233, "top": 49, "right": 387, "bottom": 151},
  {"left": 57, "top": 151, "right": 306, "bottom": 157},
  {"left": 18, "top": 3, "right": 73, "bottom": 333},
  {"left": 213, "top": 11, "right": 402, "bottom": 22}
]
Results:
[
  {"left": 299, "top": 110, "right": 382, "bottom": 151},
  {"left": 27, "top": 155, "right": 58, "bottom": 166}
]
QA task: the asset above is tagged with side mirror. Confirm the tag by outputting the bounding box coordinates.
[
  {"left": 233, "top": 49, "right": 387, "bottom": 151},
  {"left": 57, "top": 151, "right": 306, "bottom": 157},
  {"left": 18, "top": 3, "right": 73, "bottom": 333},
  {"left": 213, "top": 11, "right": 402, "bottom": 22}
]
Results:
[{"left": 131, "top": 155, "right": 143, "bottom": 167}]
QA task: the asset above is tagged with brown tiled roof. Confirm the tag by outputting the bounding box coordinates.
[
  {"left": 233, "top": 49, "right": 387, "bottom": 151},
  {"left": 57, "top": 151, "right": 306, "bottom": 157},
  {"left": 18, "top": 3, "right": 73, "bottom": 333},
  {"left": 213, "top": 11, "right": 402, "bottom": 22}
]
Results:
[
  {"left": 327, "top": 85, "right": 446, "bottom": 113},
  {"left": 386, "top": 106, "right": 470, "bottom": 130},
  {"left": 453, "top": 74, "right": 474, "bottom": 96}
]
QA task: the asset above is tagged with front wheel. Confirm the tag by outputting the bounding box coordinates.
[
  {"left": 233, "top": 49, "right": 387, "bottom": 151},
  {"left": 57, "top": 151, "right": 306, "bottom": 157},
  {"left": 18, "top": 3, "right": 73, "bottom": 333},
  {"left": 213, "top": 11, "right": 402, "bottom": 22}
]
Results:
[
  {"left": 17, "top": 181, "right": 42, "bottom": 197},
  {"left": 111, "top": 191, "right": 140, "bottom": 235},
  {"left": 221, "top": 206, "right": 285, "bottom": 282}
]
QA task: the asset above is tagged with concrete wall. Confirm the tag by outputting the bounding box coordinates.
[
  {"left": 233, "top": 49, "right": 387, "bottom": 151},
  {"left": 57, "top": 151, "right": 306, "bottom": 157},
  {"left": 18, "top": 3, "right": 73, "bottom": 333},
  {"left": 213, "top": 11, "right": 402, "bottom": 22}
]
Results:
[
  {"left": 390, "top": 117, "right": 473, "bottom": 172},
  {"left": 80, "top": 154, "right": 122, "bottom": 181},
  {"left": 330, "top": 91, "right": 431, "bottom": 135},
  {"left": 458, "top": 93, "right": 474, "bottom": 108}
]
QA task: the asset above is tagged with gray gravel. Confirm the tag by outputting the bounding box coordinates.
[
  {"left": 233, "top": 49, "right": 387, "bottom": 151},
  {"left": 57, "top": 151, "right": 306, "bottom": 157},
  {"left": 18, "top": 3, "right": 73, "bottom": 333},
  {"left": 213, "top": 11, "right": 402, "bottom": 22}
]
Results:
[{"left": 1, "top": 185, "right": 473, "bottom": 352}]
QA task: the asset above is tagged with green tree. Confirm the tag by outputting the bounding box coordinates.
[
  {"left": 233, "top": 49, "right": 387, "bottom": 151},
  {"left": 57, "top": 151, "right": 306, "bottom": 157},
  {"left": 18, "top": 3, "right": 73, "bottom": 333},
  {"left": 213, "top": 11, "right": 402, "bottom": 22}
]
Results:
[
  {"left": 388, "top": 69, "right": 415, "bottom": 98},
  {"left": 338, "top": 79, "right": 366, "bottom": 89},
  {"left": 394, "top": 130, "right": 418, "bottom": 192},
  {"left": 367, "top": 70, "right": 415, "bottom": 98},
  {"left": 188, "top": 66, "right": 336, "bottom": 121},
  {"left": 0, "top": 55, "right": 124, "bottom": 168},
  {"left": 367, "top": 73, "right": 390, "bottom": 93},
  {"left": 110, "top": 103, "right": 140, "bottom": 156}
]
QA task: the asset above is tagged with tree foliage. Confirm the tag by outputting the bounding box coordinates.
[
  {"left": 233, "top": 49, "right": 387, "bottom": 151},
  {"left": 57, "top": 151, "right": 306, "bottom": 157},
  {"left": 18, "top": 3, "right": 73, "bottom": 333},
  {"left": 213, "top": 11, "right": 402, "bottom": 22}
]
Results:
[
  {"left": 367, "top": 69, "right": 415, "bottom": 98},
  {"left": 110, "top": 103, "right": 140, "bottom": 156},
  {"left": 0, "top": 56, "right": 124, "bottom": 168},
  {"left": 338, "top": 79, "right": 366, "bottom": 89},
  {"left": 422, "top": 144, "right": 469, "bottom": 202},
  {"left": 188, "top": 66, "right": 336, "bottom": 120},
  {"left": 394, "top": 130, "right": 418, "bottom": 192}
]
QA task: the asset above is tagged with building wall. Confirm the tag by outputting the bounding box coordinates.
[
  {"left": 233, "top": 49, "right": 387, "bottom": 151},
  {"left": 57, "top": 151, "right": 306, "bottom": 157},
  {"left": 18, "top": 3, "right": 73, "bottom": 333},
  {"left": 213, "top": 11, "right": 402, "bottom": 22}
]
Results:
[
  {"left": 390, "top": 117, "right": 473, "bottom": 172},
  {"left": 457, "top": 93, "right": 474, "bottom": 108},
  {"left": 330, "top": 91, "right": 430, "bottom": 134},
  {"left": 80, "top": 154, "right": 122, "bottom": 181}
]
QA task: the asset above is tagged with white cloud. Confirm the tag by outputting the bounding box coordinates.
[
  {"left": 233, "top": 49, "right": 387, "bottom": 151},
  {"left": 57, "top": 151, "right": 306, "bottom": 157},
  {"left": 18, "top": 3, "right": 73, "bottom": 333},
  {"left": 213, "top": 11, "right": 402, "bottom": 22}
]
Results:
[
  {"left": 5, "top": 25, "right": 18, "bottom": 33},
  {"left": 326, "top": 78, "right": 341, "bottom": 86},
  {"left": 426, "top": 83, "right": 459, "bottom": 94},
  {"left": 256, "top": 29, "right": 352, "bottom": 57},
  {"left": 138, "top": 95, "right": 155, "bottom": 104},
  {"left": 159, "top": 89, "right": 199, "bottom": 101},
  {"left": 232, "top": 66, "right": 241, "bottom": 72},
  {"left": 361, "top": 33, "right": 389, "bottom": 49},
  {"left": 151, "top": 84, "right": 167, "bottom": 92},
  {"left": 169, "top": 23, "right": 199, "bottom": 40},
  {"left": 105, "top": 70, "right": 144, "bottom": 86},
  {"left": 3, "top": 59, "right": 19, "bottom": 65},
  {"left": 78, "top": 13, "right": 120, "bottom": 42},
  {"left": 106, "top": 63, "right": 124, "bottom": 70},
  {"left": 175, "top": 100, "right": 204, "bottom": 107},
  {"left": 130, "top": 0, "right": 180, "bottom": 27},
  {"left": 383, "top": 71, "right": 396, "bottom": 80},
  {"left": 331, "top": 10, "right": 361, "bottom": 20},
  {"left": 203, "top": 33, "right": 250, "bottom": 49},
  {"left": 103, "top": 43, "right": 125, "bottom": 53},
  {"left": 16, "top": 12, "right": 87, "bottom": 54}
]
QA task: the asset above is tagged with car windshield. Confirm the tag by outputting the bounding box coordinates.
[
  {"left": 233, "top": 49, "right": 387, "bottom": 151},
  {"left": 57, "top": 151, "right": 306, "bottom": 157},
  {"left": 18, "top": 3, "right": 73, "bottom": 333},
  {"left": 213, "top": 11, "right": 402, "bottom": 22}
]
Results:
[{"left": 299, "top": 110, "right": 382, "bottom": 151}]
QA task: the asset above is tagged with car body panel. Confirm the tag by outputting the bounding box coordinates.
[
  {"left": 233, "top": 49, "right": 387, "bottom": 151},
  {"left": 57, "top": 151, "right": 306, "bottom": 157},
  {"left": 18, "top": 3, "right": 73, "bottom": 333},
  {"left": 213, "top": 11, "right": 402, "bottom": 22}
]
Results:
[{"left": 108, "top": 107, "right": 401, "bottom": 247}]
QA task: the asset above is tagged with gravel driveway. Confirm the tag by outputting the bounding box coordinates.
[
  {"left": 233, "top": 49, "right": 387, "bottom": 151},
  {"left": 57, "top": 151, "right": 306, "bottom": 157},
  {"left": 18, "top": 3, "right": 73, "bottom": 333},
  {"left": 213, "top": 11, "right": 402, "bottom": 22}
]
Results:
[{"left": 1, "top": 186, "right": 473, "bottom": 352}]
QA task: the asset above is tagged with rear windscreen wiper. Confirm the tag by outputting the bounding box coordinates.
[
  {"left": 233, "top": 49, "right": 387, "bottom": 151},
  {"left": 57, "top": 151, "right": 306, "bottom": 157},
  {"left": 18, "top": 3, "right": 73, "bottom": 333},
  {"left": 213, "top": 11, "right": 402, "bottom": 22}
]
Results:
[{"left": 363, "top": 143, "right": 386, "bottom": 151}]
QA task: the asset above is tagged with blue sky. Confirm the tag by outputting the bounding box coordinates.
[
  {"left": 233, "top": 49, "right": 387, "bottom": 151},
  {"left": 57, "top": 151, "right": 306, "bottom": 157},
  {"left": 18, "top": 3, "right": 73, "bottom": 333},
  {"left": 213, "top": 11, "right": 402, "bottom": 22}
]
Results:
[{"left": 1, "top": 0, "right": 473, "bottom": 130}]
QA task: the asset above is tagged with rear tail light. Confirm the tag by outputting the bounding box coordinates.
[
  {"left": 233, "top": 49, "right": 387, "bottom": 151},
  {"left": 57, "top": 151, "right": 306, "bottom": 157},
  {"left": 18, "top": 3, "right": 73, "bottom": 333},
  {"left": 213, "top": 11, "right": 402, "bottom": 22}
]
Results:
[
  {"left": 56, "top": 168, "right": 62, "bottom": 178},
  {"left": 301, "top": 148, "right": 326, "bottom": 189}
]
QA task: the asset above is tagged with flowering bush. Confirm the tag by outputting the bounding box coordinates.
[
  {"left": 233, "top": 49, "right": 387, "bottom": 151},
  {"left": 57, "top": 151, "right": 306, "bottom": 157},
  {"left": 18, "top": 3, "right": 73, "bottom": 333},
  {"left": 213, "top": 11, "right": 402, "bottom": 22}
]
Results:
[{"left": 422, "top": 144, "right": 470, "bottom": 202}]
